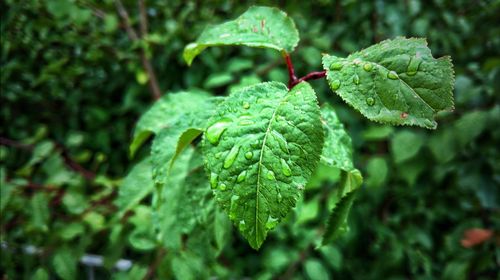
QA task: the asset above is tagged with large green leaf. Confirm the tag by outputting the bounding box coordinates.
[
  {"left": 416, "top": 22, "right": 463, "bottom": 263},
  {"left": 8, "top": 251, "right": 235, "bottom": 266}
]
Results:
[
  {"left": 129, "top": 90, "right": 212, "bottom": 157},
  {"left": 183, "top": 6, "right": 299, "bottom": 66},
  {"left": 320, "top": 104, "right": 354, "bottom": 172},
  {"left": 323, "top": 37, "right": 454, "bottom": 129},
  {"left": 202, "top": 81, "right": 324, "bottom": 249},
  {"left": 115, "top": 158, "right": 154, "bottom": 216},
  {"left": 322, "top": 169, "right": 363, "bottom": 245},
  {"left": 151, "top": 97, "right": 221, "bottom": 189}
]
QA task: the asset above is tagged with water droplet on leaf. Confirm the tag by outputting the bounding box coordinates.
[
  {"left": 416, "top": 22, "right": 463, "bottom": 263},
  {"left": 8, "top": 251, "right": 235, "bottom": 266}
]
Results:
[
  {"left": 366, "top": 97, "right": 375, "bottom": 106},
  {"left": 406, "top": 56, "right": 422, "bottom": 76},
  {"left": 265, "top": 216, "right": 279, "bottom": 230},
  {"left": 277, "top": 192, "right": 283, "bottom": 203},
  {"left": 280, "top": 159, "right": 292, "bottom": 177},
  {"left": 206, "top": 121, "right": 231, "bottom": 145},
  {"left": 210, "top": 172, "right": 218, "bottom": 189},
  {"left": 223, "top": 145, "right": 240, "bottom": 169},
  {"left": 387, "top": 71, "right": 399, "bottom": 80},
  {"left": 237, "top": 171, "right": 247, "bottom": 183},
  {"left": 329, "top": 62, "right": 343, "bottom": 70},
  {"left": 353, "top": 74, "right": 360, "bottom": 85},
  {"left": 219, "top": 183, "right": 227, "bottom": 191},
  {"left": 363, "top": 63, "right": 373, "bottom": 72},
  {"left": 239, "top": 220, "right": 247, "bottom": 231},
  {"left": 245, "top": 151, "right": 253, "bottom": 160},
  {"left": 330, "top": 79, "right": 341, "bottom": 90},
  {"left": 266, "top": 170, "right": 275, "bottom": 180},
  {"left": 243, "top": 102, "right": 250, "bottom": 109}
]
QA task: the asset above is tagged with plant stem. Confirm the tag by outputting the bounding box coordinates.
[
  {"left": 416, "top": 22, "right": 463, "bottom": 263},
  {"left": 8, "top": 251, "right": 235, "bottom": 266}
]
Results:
[{"left": 283, "top": 52, "right": 326, "bottom": 89}]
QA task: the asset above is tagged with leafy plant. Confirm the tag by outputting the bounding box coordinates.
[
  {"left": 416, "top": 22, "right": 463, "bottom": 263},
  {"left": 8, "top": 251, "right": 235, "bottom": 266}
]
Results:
[{"left": 124, "top": 5, "right": 454, "bottom": 250}]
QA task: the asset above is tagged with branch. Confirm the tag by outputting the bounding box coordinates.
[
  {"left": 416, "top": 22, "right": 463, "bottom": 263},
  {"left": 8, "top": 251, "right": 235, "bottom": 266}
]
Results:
[
  {"left": 143, "top": 248, "right": 167, "bottom": 280},
  {"left": 291, "top": 71, "right": 326, "bottom": 88},
  {"left": 283, "top": 52, "right": 297, "bottom": 88},
  {"left": 114, "top": 0, "right": 161, "bottom": 100}
]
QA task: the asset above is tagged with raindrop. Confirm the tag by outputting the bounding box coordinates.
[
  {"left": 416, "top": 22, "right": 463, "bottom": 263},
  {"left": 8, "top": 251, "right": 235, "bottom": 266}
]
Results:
[
  {"left": 237, "top": 171, "right": 247, "bottom": 183},
  {"left": 219, "top": 183, "right": 227, "bottom": 191},
  {"left": 387, "top": 71, "right": 399, "bottom": 80},
  {"left": 239, "top": 220, "right": 247, "bottom": 231},
  {"left": 272, "top": 131, "right": 289, "bottom": 154},
  {"left": 329, "top": 62, "right": 343, "bottom": 71},
  {"left": 239, "top": 119, "right": 254, "bottom": 126},
  {"left": 210, "top": 172, "right": 218, "bottom": 189},
  {"left": 366, "top": 97, "right": 375, "bottom": 106},
  {"left": 406, "top": 56, "right": 422, "bottom": 76},
  {"left": 243, "top": 102, "right": 250, "bottom": 109},
  {"left": 330, "top": 79, "right": 341, "bottom": 90},
  {"left": 245, "top": 151, "right": 253, "bottom": 160},
  {"left": 250, "top": 140, "right": 260, "bottom": 148},
  {"left": 280, "top": 159, "right": 292, "bottom": 177},
  {"left": 353, "top": 74, "right": 360, "bottom": 85},
  {"left": 277, "top": 192, "right": 283, "bottom": 203},
  {"left": 265, "top": 216, "right": 279, "bottom": 230},
  {"left": 266, "top": 170, "right": 275, "bottom": 180},
  {"left": 363, "top": 63, "right": 373, "bottom": 72},
  {"left": 223, "top": 145, "right": 240, "bottom": 169},
  {"left": 206, "top": 121, "right": 231, "bottom": 145}
]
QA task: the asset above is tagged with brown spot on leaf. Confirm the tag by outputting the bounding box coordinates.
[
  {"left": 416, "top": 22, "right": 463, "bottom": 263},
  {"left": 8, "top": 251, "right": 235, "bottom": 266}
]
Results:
[{"left": 401, "top": 112, "right": 408, "bottom": 119}]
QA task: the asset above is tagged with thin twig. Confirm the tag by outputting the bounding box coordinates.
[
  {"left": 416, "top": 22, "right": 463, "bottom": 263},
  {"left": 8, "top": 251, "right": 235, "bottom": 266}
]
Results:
[
  {"left": 143, "top": 248, "right": 167, "bottom": 280},
  {"left": 114, "top": 0, "right": 161, "bottom": 100},
  {"left": 283, "top": 52, "right": 297, "bottom": 88},
  {"left": 292, "top": 71, "right": 326, "bottom": 87}
]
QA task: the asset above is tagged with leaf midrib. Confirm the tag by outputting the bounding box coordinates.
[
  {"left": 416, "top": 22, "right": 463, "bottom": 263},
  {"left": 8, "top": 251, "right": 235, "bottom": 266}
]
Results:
[{"left": 254, "top": 91, "right": 289, "bottom": 245}]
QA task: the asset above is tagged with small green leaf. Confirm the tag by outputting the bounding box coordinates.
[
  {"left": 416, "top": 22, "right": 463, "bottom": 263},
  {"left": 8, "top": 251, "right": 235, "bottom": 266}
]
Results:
[
  {"left": 183, "top": 6, "right": 299, "bottom": 65},
  {"left": 323, "top": 37, "right": 454, "bottom": 129},
  {"left": 130, "top": 90, "right": 212, "bottom": 157},
  {"left": 151, "top": 97, "right": 220, "bottom": 189},
  {"left": 203, "top": 82, "right": 324, "bottom": 249},
  {"left": 304, "top": 259, "right": 331, "bottom": 280},
  {"left": 320, "top": 104, "right": 354, "bottom": 171},
  {"left": 390, "top": 130, "right": 425, "bottom": 163},
  {"left": 322, "top": 170, "right": 362, "bottom": 245},
  {"left": 366, "top": 157, "right": 388, "bottom": 188},
  {"left": 31, "top": 192, "right": 50, "bottom": 232},
  {"left": 52, "top": 247, "right": 77, "bottom": 280},
  {"left": 115, "top": 158, "right": 154, "bottom": 216}
]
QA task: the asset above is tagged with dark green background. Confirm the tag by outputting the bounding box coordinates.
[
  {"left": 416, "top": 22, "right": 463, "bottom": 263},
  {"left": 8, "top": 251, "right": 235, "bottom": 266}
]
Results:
[{"left": 1, "top": 0, "right": 499, "bottom": 279}]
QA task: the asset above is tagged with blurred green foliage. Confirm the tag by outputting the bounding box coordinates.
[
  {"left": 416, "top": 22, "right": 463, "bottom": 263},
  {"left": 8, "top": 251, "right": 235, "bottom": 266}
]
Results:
[{"left": 1, "top": 0, "right": 499, "bottom": 279}]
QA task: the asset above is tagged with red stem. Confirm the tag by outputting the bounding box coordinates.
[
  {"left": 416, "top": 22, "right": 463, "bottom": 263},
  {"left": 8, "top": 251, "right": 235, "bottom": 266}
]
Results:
[{"left": 283, "top": 53, "right": 326, "bottom": 89}]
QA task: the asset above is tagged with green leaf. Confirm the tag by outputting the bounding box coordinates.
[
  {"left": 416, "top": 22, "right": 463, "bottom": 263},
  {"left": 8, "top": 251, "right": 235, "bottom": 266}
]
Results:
[
  {"left": 183, "top": 6, "right": 299, "bottom": 65},
  {"left": 390, "top": 130, "right": 425, "bottom": 163},
  {"left": 366, "top": 157, "right": 388, "bottom": 188},
  {"left": 52, "top": 247, "right": 77, "bottom": 280},
  {"left": 322, "top": 170, "right": 362, "bottom": 245},
  {"left": 203, "top": 82, "right": 324, "bottom": 249},
  {"left": 115, "top": 157, "right": 154, "bottom": 216},
  {"left": 323, "top": 37, "right": 454, "bottom": 129},
  {"left": 130, "top": 90, "right": 212, "bottom": 157},
  {"left": 320, "top": 104, "right": 354, "bottom": 171},
  {"left": 31, "top": 192, "right": 50, "bottom": 232},
  {"left": 304, "top": 259, "right": 330, "bottom": 280},
  {"left": 151, "top": 97, "right": 220, "bottom": 189}
]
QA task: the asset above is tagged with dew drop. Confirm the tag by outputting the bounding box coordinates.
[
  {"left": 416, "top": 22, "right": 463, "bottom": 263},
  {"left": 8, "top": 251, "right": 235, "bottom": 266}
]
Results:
[
  {"left": 363, "top": 63, "right": 373, "bottom": 72},
  {"left": 266, "top": 170, "right": 275, "bottom": 180},
  {"left": 239, "top": 119, "right": 254, "bottom": 126},
  {"left": 245, "top": 151, "right": 253, "bottom": 160},
  {"left": 219, "top": 183, "right": 227, "bottom": 191},
  {"left": 243, "top": 102, "right": 250, "bottom": 109},
  {"left": 223, "top": 145, "right": 240, "bottom": 169},
  {"left": 237, "top": 171, "right": 247, "bottom": 183},
  {"left": 277, "top": 192, "right": 283, "bottom": 203},
  {"left": 366, "top": 97, "right": 375, "bottom": 106},
  {"left": 280, "top": 159, "right": 292, "bottom": 177},
  {"left": 353, "top": 74, "right": 360, "bottom": 85},
  {"left": 329, "top": 62, "right": 343, "bottom": 71},
  {"left": 387, "top": 71, "right": 399, "bottom": 80},
  {"left": 250, "top": 140, "right": 260, "bottom": 148},
  {"left": 406, "top": 56, "right": 422, "bottom": 76},
  {"left": 210, "top": 172, "right": 218, "bottom": 189},
  {"left": 330, "top": 79, "right": 341, "bottom": 90},
  {"left": 272, "top": 131, "right": 289, "bottom": 154},
  {"left": 239, "top": 220, "right": 247, "bottom": 231},
  {"left": 265, "top": 216, "right": 279, "bottom": 230},
  {"left": 206, "top": 121, "right": 231, "bottom": 145}
]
